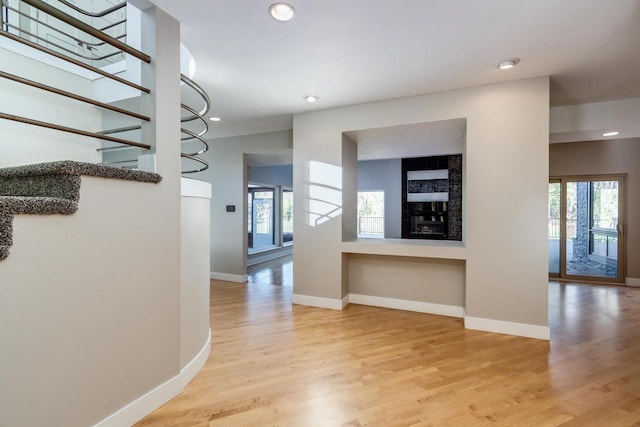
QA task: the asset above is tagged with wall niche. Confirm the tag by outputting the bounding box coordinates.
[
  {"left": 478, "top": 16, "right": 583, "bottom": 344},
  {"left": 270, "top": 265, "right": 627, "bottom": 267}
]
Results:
[{"left": 401, "top": 154, "right": 462, "bottom": 240}]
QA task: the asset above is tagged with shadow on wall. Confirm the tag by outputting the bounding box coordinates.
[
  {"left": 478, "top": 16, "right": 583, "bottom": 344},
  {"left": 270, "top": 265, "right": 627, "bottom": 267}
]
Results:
[{"left": 306, "top": 161, "right": 342, "bottom": 226}]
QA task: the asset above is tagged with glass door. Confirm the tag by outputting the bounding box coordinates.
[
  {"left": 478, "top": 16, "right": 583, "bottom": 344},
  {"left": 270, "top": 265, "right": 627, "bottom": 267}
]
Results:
[
  {"left": 248, "top": 186, "right": 275, "bottom": 251},
  {"left": 548, "top": 181, "right": 561, "bottom": 276},
  {"left": 550, "top": 176, "right": 625, "bottom": 283}
]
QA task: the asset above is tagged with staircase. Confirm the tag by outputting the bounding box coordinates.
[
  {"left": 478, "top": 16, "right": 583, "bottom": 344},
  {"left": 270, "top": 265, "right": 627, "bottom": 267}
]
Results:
[
  {"left": 0, "top": 0, "right": 210, "bottom": 173},
  {"left": 0, "top": 160, "right": 161, "bottom": 260},
  {"left": 0, "top": 4, "right": 211, "bottom": 427}
]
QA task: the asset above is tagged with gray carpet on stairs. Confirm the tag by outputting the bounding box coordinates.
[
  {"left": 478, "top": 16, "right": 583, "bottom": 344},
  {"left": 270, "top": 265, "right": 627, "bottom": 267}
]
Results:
[{"left": 0, "top": 160, "right": 162, "bottom": 261}]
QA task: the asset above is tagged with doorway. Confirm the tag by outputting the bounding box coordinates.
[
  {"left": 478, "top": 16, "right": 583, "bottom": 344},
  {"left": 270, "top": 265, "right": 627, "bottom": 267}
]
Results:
[
  {"left": 248, "top": 186, "right": 276, "bottom": 251},
  {"left": 548, "top": 175, "right": 626, "bottom": 283}
]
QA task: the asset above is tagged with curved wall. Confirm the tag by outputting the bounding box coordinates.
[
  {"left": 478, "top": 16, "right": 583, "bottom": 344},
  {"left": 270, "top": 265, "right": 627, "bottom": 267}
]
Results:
[{"left": 180, "top": 178, "right": 212, "bottom": 378}]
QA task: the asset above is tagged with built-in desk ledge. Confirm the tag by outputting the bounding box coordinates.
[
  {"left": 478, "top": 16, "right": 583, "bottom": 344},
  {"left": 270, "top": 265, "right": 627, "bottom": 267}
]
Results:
[{"left": 341, "top": 238, "right": 466, "bottom": 260}]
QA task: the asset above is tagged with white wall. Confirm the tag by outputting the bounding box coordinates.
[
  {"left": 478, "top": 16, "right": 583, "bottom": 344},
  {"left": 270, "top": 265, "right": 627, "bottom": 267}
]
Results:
[
  {"left": 293, "top": 77, "right": 550, "bottom": 338},
  {"left": 180, "top": 179, "right": 211, "bottom": 370},
  {"left": 192, "top": 129, "right": 292, "bottom": 281},
  {"left": 0, "top": 47, "right": 102, "bottom": 167}
]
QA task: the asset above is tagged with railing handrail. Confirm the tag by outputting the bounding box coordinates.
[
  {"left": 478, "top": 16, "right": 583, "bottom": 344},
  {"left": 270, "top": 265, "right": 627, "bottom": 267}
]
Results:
[
  {"left": 99, "top": 18, "right": 126, "bottom": 33},
  {"left": 179, "top": 74, "right": 210, "bottom": 172},
  {"left": 3, "top": 21, "right": 125, "bottom": 61},
  {"left": 21, "top": 0, "right": 150, "bottom": 63},
  {"left": 55, "top": 0, "right": 126, "bottom": 18},
  {"left": 180, "top": 153, "right": 209, "bottom": 174},
  {"left": 180, "top": 128, "right": 209, "bottom": 156},
  {"left": 0, "top": 113, "right": 151, "bottom": 149},
  {"left": 0, "top": 30, "right": 150, "bottom": 93},
  {"left": 590, "top": 227, "right": 618, "bottom": 236},
  {"left": 180, "top": 103, "right": 208, "bottom": 140},
  {"left": 0, "top": 70, "right": 150, "bottom": 122},
  {"left": 180, "top": 74, "right": 211, "bottom": 120},
  {"left": 3, "top": 3, "right": 125, "bottom": 51},
  {"left": 358, "top": 216, "right": 384, "bottom": 234}
]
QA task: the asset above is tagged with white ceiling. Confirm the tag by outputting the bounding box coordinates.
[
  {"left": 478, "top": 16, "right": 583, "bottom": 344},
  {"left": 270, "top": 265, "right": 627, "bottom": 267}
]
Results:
[{"left": 149, "top": 0, "right": 640, "bottom": 142}]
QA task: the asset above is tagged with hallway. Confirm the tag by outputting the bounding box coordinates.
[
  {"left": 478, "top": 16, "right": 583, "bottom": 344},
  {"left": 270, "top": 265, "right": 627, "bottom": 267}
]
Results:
[{"left": 137, "top": 265, "right": 640, "bottom": 426}]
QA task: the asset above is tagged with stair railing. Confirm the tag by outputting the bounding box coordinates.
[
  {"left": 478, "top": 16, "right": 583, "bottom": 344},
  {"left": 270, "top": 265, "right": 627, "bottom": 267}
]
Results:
[
  {"left": 1, "top": 0, "right": 210, "bottom": 174},
  {"left": 99, "top": 73, "right": 211, "bottom": 174},
  {"left": 54, "top": 0, "right": 126, "bottom": 18},
  {"left": 1, "top": 2, "right": 126, "bottom": 62},
  {"left": 179, "top": 74, "right": 210, "bottom": 173},
  {"left": 0, "top": 0, "right": 150, "bottom": 152},
  {"left": 20, "top": 0, "right": 144, "bottom": 61}
]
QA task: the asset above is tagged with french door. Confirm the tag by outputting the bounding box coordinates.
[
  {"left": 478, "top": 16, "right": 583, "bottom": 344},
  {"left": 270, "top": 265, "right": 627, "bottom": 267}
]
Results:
[{"left": 548, "top": 175, "right": 626, "bottom": 283}]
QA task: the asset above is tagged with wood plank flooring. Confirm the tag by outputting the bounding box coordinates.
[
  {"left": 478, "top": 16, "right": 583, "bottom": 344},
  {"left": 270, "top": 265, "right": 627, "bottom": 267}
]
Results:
[{"left": 136, "top": 265, "right": 640, "bottom": 426}]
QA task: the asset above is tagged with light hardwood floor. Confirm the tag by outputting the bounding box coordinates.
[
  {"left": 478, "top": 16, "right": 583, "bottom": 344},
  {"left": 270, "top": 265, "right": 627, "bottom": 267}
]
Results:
[{"left": 137, "top": 262, "right": 640, "bottom": 426}]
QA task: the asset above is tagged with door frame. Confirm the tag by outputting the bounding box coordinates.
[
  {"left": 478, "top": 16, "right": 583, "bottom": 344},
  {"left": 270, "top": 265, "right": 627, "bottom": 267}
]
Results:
[{"left": 550, "top": 174, "right": 626, "bottom": 284}]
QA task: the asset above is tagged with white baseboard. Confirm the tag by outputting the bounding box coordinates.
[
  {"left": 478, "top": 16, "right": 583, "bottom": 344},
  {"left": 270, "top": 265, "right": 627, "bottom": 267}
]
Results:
[
  {"left": 95, "top": 329, "right": 212, "bottom": 427},
  {"left": 626, "top": 277, "right": 640, "bottom": 287},
  {"left": 210, "top": 272, "right": 248, "bottom": 283},
  {"left": 348, "top": 293, "right": 464, "bottom": 318},
  {"left": 181, "top": 329, "right": 211, "bottom": 387},
  {"left": 292, "top": 293, "right": 344, "bottom": 310},
  {"left": 464, "top": 316, "right": 550, "bottom": 340},
  {"left": 247, "top": 246, "right": 293, "bottom": 267},
  {"left": 94, "top": 373, "right": 182, "bottom": 427},
  {"left": 341, "top": 295, "right": 349, "bottom": 309}
]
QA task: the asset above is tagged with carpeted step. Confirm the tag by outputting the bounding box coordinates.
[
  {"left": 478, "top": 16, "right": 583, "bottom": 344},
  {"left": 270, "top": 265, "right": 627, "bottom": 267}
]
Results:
[{"left": 0, "top": 160, "right": 162, "bottom": 261}]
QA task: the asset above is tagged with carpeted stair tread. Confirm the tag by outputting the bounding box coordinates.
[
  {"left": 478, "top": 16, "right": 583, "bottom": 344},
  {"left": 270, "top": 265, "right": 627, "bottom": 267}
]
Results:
[
  {"left": 0, "top": 195, "right": 78, "bottom": 215},
  {"left": 0, "top": 160, "right": 162, "bottom": 183}
]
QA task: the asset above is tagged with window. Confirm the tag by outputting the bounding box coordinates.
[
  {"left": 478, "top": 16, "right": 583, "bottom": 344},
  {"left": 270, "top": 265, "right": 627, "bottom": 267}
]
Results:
[
  {"left": 589, "top": 181, "right": 618, "bottom": 260},
  {"left": 357, "top": 191, "right": 384, "bottom": 238}
]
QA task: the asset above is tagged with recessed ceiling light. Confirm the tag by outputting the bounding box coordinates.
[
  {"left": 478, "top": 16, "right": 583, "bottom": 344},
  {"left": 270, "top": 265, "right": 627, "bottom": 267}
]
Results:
[
  {"left": 209, "top": 116, "right": 221, "bottom": 122},
  {"left": 304, "top": 95, "right": 318, "bottom": 103},
  {"left": 269, "top": 3, "right": 295, "bottom": 21},
  {"left": 602, "top": 131, "right": 620, "bottom": 137},
  {"left": 497, "top": 58, "right": 520, "bottom": 70}
]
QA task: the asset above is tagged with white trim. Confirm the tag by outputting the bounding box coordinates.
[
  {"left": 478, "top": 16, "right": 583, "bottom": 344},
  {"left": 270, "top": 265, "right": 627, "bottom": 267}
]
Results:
[
  {"left": 292, "top": 294, "right": 344, "bottom": 310},
  {"left": 181, "top": 329, "right": 211, "bottom": 387},
  {"left": 210, "top": 272, "right": 248, "bottom": 283},
  {"left": 626, "top": 277, "right": 640, "bottom": 287},
  {"left": 94, "top": 372, "right": 182, "bottom": 427},
  {"left": 95, "top": 329, "right": 212, "bottom": 427},
  {"left": 464, "top": 316, "right": 550, "bottom": 340},
  {"left": 348, "top": 293, "right": 464, "bottom": 318},
  {"left": 341, "top": 295, "right": 350, "bottom": 309},
  {"left": 247, "top": 246, "right": 293, "bottom": 267}
]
